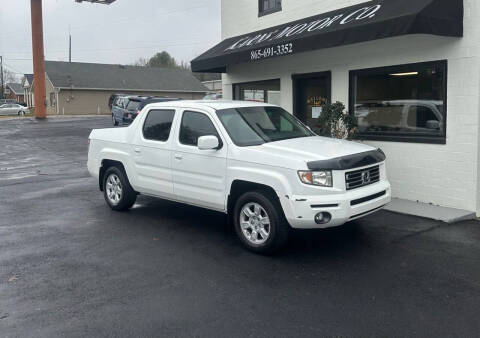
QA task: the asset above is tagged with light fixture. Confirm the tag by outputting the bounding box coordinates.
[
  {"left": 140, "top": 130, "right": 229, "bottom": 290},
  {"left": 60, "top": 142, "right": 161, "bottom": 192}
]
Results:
[{"left": 389, "top": 72, "right": 419, "bottom": 77}]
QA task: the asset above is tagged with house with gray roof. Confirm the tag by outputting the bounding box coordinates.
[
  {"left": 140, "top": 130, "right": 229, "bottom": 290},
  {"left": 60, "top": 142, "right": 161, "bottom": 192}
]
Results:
[
  {"left": 4, "top": 83, "right": 25, "bottom": 103},
  {"left": 29, "top": 61, "right": 208, "bottom": 115}
]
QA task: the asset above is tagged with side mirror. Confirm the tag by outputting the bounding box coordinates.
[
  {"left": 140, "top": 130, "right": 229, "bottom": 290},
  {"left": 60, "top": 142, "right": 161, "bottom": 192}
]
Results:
[
  {"left": 197, "top": 135, "right": 220, "bottom": 150},
  {"left": 426, "top": 120, "right": 441, "bottom": 130}
]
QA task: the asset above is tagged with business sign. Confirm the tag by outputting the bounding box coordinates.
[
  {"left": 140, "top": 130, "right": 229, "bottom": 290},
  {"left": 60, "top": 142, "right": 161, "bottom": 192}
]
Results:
[
  {"left": 225, "top": 4, "right": 382, "bottom": 56},
  {"left": 191, "top": 0, "right": 463, "bottom": 73}
]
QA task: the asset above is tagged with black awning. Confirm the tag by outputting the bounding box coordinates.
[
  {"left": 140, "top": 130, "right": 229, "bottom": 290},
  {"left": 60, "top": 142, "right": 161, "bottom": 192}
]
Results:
[{"left": 191, "top": 0, "right": 463, "bottom": 73}]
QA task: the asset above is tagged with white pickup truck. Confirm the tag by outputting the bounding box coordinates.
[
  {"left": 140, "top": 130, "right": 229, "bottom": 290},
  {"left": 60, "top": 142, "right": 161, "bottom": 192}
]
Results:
[{"left": 88, "top": 100, "right": 391, "bottom": 254}]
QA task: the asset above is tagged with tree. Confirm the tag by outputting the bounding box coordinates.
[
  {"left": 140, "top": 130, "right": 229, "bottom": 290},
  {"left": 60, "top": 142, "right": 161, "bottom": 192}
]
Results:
[
  {"left": 132, "top": 51, "right": 222, "bottom": 82},
  {"left": 2, "top": 68, "right": 18, "bottom": 84},
  {"left": 147, "top": 51, "right": 178, "bottom": 68},
  {"left": 132, "top": 57, "right": 149, "bottom": 67}
]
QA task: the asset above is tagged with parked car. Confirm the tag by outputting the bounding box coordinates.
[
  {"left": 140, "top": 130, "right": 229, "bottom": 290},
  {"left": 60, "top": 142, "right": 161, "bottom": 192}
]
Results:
[
  {"left": 111, "top": 96, "right": 180, "bottom": 126},
  {"left": 203, "top": 93, "right": 223, "bottom": 100},
  {"left": 0, "top": 99, "right": 27, "bottom": 107},
  {"left": 0, "top": 99, "right": 17, "bottom": 105},
  {"left": 108, "top": 93, "right": 127, "bottom": 110},
  {"left": 0, "top": 103, "right": 28, "bottom": 116},
  {"left": 88, "top": 101, "right": 391, "bottom": 254},
  {"left": 355, "top": 100, "right": 444, "bottom": 133},
  {"left": 111, "top": 96, "right": 135, "bottom": 126}
]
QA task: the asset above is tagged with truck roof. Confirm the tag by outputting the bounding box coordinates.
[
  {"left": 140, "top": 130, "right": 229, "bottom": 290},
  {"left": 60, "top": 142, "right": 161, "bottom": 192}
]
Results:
[{"left": 144, "top": 100, "right": 276, "bottom": 111}]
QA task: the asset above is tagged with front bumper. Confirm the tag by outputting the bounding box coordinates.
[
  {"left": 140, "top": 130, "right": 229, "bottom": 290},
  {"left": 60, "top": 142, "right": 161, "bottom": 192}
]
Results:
[{"left": 282, "top": 181, "right": 391, "bottom": 229}]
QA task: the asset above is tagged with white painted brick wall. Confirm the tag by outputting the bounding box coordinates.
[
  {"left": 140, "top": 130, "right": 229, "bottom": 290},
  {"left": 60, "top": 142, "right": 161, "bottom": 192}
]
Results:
[{"left": 220, "top": 0, "right": 480, "bottom": 213}]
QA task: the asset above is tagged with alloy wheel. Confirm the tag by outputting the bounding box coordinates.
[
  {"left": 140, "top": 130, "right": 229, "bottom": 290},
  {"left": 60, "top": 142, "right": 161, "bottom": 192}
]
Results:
[
  {"left": 105, "top": 173, "right": 123, "bottom": 205},
  {"left": 239, "top": 202, "right": 271, "bottom": 245}
]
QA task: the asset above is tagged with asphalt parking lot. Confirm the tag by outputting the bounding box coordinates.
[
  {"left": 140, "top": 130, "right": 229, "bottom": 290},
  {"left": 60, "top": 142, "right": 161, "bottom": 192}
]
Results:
[{"left": 1, "top": 116, "right": 479, "bottom": 337}]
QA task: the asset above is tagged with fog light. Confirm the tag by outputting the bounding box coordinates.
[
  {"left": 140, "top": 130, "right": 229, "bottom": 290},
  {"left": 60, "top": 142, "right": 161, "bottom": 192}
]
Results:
[{"left": 315, "top": 212, "right": 332, "bottom": 225}]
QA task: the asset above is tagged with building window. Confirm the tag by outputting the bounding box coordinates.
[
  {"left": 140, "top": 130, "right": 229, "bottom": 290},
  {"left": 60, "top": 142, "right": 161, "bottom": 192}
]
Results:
[
  {"left": 349, "top": 60, "right": 447, "bottom": 144},
  {"left": 49, "top": 93, "right": 56, "bottom": 107},
  {"left": 259, "top": 0, "right": 281, "bottom": 17},
  {"left": 233, "top": 79, "right": 281, "bottom": 105}
]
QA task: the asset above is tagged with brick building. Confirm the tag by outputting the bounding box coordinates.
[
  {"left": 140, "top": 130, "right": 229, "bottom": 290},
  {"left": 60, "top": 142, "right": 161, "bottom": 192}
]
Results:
[{"left": 4, "top": 83, "right": 25, "bottom": 103}]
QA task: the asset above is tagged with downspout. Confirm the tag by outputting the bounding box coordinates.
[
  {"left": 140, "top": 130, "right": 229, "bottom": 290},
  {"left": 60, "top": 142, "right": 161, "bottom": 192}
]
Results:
[{"left": 56, "top": 88, "right": 60, "bottom": 115}]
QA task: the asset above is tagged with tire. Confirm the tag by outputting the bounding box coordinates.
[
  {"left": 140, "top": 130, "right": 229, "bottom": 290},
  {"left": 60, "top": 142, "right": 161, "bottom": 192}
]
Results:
[
  {"left": 112, "top": 114, "right": 119, "bottom": 126},
  {"left": 103, "top": 166, "right": 136, "bottom": 211},
  {"left": 18, "top": 111, "right": 25, "bottom": 116},
  {"left": 233, "top": 190, "right": 290, "bottom": 254}
]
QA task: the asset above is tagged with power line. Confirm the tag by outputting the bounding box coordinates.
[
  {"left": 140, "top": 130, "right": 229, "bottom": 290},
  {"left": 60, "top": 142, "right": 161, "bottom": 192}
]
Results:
[
  {"left": 2, "top": 40, "right": 219, "bottom": 61},
  {"left": 3, "top": 35, "right": 217, "bottom": 54},
  {"left": 2, "top": 63, "right": 25, "bottom": 75}
]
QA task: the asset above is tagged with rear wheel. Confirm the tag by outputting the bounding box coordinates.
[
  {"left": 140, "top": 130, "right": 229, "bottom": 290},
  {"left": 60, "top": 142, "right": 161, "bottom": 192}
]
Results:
[
  {"left": 103, "top": 166, "right": 136, "bottom": 211},
  {"left": 233, "top": 190, "right": 289, "bottom": 254}
]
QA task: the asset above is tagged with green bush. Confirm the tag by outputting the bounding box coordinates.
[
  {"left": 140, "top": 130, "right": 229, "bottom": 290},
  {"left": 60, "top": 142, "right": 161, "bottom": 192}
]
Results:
[{"left": 315, "top": 101, "right": 357, "bottom": 139}]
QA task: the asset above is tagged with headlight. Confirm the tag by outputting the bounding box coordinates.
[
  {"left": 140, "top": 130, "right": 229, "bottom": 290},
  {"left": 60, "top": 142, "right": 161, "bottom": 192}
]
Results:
[{"left": 298, "top": 170, "right": 333, "bottom": 187}]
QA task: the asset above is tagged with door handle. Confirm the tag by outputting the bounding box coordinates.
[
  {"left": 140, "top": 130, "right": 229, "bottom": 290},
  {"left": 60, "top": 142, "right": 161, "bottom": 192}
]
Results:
[
  {"left": 174, "top": 154, "right": 183, "bottom": 160},
  {"left": 134, "top": 147, "right": 141, "bottom": 153}
]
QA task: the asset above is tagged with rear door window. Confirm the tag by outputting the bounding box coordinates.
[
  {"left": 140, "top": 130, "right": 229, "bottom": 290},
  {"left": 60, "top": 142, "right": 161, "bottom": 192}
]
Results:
[{"left": 143, "top": 109, "right": 176, "bottom": 142}]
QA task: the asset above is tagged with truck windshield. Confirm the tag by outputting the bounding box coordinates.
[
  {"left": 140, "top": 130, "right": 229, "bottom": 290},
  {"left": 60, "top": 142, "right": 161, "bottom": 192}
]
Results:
[{"left": 216, "top": 106, "right": 314, "bottom": 146}]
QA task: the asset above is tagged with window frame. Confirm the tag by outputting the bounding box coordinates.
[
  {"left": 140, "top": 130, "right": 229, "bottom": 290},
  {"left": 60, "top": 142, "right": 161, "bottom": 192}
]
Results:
[
  {"left": 258, "top": 0, "right": 282, "bottom": 17},
  {"left": 349, "top": 60, "right": 448, "bottom": 145},
  {"left": 232, "top": 78, "right": 281, "bottom": 104},
  {"left": 142, "top": 108, "right": 176, "bottom": 143},
  {"left": 178, "top": 110, "right": 223, "bottom": 149}
]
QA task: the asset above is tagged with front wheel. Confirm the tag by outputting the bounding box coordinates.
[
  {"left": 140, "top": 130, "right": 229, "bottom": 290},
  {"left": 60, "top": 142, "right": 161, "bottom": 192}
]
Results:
[
  {"left": 103, "top": 166, "right": 136, "bottom": 211},
  {"left": 233, "top": 190, "right": 290, "bottom": 254},
  {"left": 18, "top": 111, "right": 25, "bottom": 116}
]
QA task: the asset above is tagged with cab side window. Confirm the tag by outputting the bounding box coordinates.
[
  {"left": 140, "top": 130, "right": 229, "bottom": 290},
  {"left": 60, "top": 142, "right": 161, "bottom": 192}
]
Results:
[
  {"left": 179, "top": 111, "right": 219, "bottom": 146},
  {"left": 143, "top": 109, "right": 176, "bottom": 142}
]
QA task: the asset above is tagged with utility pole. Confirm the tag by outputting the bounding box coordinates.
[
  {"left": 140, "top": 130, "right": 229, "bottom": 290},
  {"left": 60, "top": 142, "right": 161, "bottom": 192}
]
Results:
[
  {"left": 0, "top": 56, "right": 4, "bottom": 100},
  {"left": 69, "top": 25, "right": 72, "bottom": 62},
  {"left": 30, "top": 0, "right": 47, "bottom": 119}
]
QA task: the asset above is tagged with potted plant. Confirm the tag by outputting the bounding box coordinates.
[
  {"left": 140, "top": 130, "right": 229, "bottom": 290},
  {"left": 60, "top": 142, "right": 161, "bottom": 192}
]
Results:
[{"left": 315, "top": 101, "right": 357, "bottom": 139}]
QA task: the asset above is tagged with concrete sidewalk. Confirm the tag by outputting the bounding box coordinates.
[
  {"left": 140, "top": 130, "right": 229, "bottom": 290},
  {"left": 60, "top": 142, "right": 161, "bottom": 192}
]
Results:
[{"left": 385, "top": 198, "right": 476, "bottom": 223}]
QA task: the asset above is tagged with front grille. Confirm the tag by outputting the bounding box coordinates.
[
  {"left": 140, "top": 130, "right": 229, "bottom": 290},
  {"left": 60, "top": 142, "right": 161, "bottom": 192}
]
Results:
[{"left": 345, "top": 165, "right": 380, "bottom": 190}]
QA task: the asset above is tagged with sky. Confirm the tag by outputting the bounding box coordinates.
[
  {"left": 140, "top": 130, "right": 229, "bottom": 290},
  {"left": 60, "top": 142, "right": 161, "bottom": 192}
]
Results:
[{"left": 0, "top": 0, "right": 221, "bottom": 81}]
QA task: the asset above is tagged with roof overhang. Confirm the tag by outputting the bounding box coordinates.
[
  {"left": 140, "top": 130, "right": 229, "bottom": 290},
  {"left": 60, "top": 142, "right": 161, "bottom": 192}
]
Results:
[
  {"left": 54, "top": 87, "right": 208, "bottom": 93},
  {"left": 191, "top": 0, "right": 463, "bottom": 73}
]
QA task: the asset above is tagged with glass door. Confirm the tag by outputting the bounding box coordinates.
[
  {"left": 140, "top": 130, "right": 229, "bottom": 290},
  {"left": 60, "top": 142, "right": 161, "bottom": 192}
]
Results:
[{"left": 292, "top": 72, "right": 331, "bottom": 131}]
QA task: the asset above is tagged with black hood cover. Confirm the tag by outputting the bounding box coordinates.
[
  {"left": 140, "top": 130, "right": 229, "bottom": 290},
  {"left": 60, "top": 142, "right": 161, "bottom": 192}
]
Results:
[{"left": 307, "top": 149, "right": 386, "bottom": 171}]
